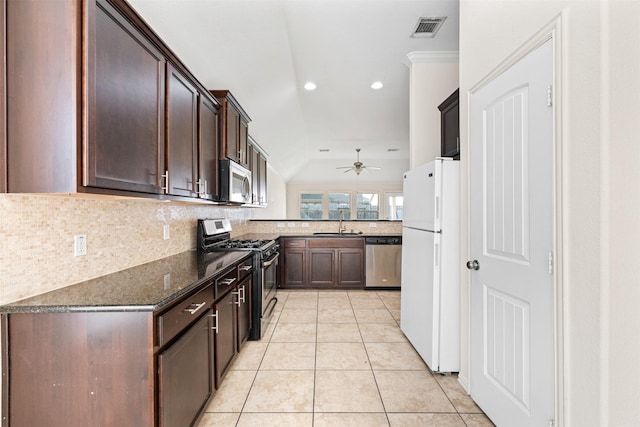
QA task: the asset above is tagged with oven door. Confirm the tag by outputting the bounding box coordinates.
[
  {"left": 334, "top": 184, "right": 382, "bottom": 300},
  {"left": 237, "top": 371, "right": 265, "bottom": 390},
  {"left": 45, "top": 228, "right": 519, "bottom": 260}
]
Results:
[{"left": 261, "top": 251, "right": 279, "bottom": 322}]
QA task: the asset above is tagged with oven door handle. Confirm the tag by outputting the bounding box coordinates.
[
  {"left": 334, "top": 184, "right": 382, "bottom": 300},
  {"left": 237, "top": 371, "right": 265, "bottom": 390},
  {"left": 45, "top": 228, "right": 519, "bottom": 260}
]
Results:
[{"left": 263, "top": 252, "right": 280, "bottom": 268}]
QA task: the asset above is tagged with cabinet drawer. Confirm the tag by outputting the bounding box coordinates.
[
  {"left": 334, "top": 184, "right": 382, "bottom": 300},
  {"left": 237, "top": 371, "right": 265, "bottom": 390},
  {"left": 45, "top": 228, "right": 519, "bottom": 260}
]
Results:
[
  {"left": 309, "top": 238, "right": 364, "bottom": 248},
  {"left": 283, "top": 239, "right": 307, "bottom": 248},
  {"left": 157, "top": 284, "right": 214, "bottom": 347},
  {"left": 216, "top": 267, "right": 238, "bottom": 298},
  {"left": 237, "top": 257, "right": 253, "bottom": 281}
]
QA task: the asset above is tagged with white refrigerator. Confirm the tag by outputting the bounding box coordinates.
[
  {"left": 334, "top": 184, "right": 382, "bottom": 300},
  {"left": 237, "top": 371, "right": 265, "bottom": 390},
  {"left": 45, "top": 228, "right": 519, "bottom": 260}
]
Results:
[{"left": 400, "top": 158, "right": 460, "bottom": 373}]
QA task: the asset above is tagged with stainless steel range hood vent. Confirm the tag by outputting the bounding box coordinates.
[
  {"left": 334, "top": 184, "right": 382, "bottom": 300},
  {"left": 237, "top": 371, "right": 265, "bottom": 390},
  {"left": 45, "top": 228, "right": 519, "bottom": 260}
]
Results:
[{"left": 412, "top": 17, "right": 446, "bottom": 38}]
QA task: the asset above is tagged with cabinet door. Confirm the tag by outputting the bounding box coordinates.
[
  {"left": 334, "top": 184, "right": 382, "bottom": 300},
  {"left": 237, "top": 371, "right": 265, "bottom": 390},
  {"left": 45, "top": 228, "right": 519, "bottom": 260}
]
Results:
[
  {"left": 337, "top": 249, "right": 365, "bottom": 288},
  {"left": 86, "top": 0, "right": 165, "bottom": 194},
  {"left": 237, "top": 276, "right": 252, "bottom": 348},
  {"left": 158, "top": 311, "right": 213, "bottom": 427},
  {"left": 283, "top": 249, "right": 306, "bottom": 288},
  {"left": 214, "top": 290, "right": 237, "bottom": 389},
  {"left": 198, "top": 95, "right": 219, "bottom": 200},
  {"left": 308, "top": 250, "right": 335, "bottom": 287},
  {"left": 439, "top": 89, "right": 460, "bottom": 159},
  {"left": 239, "top": 119, "right": 248, "bottom": 166},
  {"left": 166, "top": 64, "right": 198, "bottom": 197},
  {"left": 222, "top": 103, "right": 240, "bottom": 163},
  {"left": 258, "top": 153, "right": 268, "bottom": 205}
]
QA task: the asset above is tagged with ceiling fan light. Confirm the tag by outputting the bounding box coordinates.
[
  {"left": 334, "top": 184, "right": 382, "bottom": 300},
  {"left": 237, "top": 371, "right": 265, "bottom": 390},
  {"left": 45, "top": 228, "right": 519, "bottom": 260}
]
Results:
[
  {"left": 304, "top": 82, "right": 317, "bottom": 91},
  {"left": 371, "top": 81, "right": 383, "bottom": 90}
]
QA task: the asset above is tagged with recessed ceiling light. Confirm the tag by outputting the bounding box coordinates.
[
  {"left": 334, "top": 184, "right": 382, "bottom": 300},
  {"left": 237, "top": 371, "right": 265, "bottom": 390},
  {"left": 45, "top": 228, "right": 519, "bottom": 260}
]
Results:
[
  {"left": 304, "top": 82, "right": 317, "bottom": 91},
  {"left": 319, "top": 149, "right": 330, "bottom": 152},
  {"left": 371, "top": 81, "right": 383, "bottom": 90},
  {"left": 387, "top": 148, "right": 399, "bottom": 152}
]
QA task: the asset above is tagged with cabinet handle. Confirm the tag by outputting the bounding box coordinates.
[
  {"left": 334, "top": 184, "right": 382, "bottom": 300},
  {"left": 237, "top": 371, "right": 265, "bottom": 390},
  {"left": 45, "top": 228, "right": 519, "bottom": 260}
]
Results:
[
  {"left": 219, "top": 277, "right": 236, "bottom": 286},
  {"left": 240, "top": 285, "right": 246, "bottom": 303},
  {"left": 204, "top": 179, "right": 208, "bottom": 196},
  {"left": 196, "top": 179, "right": 204, "bottom": 196},
  {"left": 210, "top": 310, "right": 218, "bottom": 334},
  {"left": 161, "top": 170, "right": 169, "bottom": 194},
  {"left": 232, "top": 290, "right": 241, "bottom": 306},
  {"left": 239, "top": 265, "right": 252, "bottom": 272},
  {"left": 183, "top": 301, "right": 206, "bottom": 315}
]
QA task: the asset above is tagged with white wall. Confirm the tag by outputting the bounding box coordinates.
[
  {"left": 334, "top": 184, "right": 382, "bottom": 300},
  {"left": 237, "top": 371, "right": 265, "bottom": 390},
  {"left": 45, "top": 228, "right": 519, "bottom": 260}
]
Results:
[
  {"left": 252, "top": 164, "right": 287, "bottom": 219},
  {"left": 459, "top": 0, "right": 640, "bottom": 425},
  {"left": 407, "top": 55, "right": 459, "bottom": 168}
]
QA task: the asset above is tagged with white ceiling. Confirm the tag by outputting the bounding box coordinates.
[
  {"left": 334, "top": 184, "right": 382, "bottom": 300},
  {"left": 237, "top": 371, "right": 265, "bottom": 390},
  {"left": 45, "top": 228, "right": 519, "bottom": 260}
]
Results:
[{"left": 127, "top": 0, "right": 460, "bottom": 183}]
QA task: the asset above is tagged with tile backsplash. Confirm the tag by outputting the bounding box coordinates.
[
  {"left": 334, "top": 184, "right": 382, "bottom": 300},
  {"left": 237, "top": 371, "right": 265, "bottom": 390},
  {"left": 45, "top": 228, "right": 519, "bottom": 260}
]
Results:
[{"left": 0, "top": 194, "right": 253, "bottom": 304}]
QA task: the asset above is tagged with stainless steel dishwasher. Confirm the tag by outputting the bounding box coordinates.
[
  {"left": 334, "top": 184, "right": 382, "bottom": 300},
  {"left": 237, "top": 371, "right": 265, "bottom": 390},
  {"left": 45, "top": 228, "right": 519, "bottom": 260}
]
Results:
[{"left": 365, "top": 236, "right": 402, "bottom": 289}]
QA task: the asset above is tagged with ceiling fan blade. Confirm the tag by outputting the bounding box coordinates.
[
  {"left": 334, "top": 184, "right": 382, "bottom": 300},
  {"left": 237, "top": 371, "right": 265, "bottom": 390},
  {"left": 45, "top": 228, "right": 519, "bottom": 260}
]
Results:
[{"left": 336, "top": 166, "right": 353, "bottom": 170}]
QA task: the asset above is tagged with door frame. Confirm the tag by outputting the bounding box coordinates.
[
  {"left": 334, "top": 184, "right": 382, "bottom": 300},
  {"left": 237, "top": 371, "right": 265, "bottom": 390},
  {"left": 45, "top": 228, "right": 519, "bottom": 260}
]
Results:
[{"left": 465, "top": 12, "right": 566, "bottom": 426}]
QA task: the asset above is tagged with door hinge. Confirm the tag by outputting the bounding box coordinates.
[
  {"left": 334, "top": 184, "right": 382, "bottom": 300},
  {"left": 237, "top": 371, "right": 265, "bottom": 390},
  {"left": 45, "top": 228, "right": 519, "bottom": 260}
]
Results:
[
  {"left": 547, "top": 85, "right": 553, "bottom": 107},
  {"left": 548, "top": 252, "right": 554, "bottom": 274}
]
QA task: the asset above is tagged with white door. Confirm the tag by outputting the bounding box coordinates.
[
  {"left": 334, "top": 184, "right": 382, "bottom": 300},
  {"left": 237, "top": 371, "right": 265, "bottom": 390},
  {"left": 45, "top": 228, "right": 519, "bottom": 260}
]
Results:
[{"left": 469, "top": 39, "right": 554, "bottom": 426}]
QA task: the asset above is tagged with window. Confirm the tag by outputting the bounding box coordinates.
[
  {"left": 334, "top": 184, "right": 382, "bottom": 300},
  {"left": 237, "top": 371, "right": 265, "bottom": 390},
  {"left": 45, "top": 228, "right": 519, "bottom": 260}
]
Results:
[
  {"left": 329, "top": 192, "right": 351, "bottom": 219},
  {"left": 300, "top": 193, "right": 323, "bottom": 219},
  {"left": 357, "top": 193, "right": 379, "bottom": 219},
  {"left": 385, "top": 192, "right": 403, "bottom": 220}
]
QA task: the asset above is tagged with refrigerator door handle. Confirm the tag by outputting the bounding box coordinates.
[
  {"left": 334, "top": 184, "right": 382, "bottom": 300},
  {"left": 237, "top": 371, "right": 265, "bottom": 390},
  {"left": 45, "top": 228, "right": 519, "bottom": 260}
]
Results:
[
  {"left": 434, "top": 242, "right": 440, "bottom": 268},
  {"left": 435, "top": 196, "right": 440, "bottom": 222}
]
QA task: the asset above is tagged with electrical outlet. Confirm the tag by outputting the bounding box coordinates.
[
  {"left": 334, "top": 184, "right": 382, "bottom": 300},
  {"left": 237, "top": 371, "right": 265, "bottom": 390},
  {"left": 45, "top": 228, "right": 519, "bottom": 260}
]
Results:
[
  {"left": 74, "top": 235, "right": 87, "bottom": 257},
  {"left": 301, "top": 222, "right": 309, "bottom": 228},
  {"left": 277, "top": 223, "right": 285, "bottom": 228},
  {"left": 369, "top": 223, "right": 378, "bottom": 228},
  {"left": 287, "top": 222, "right": 296, "bottom": 228},
  {"left": 163, "top": 224, "right": 170, "bottom": 240}
]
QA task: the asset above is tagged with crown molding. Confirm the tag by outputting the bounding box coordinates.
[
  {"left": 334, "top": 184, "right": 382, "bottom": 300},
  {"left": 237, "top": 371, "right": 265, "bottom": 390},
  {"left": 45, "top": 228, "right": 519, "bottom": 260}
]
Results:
[{"left": 404, "top": 51, "right": 459, "bottom": 67}]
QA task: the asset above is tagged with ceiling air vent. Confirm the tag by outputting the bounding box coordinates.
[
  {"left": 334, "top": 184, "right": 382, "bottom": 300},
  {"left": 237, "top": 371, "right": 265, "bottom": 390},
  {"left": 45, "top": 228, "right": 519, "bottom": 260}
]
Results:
[{"left": 412, "top": 16, "right": 447, "bottom": 38}]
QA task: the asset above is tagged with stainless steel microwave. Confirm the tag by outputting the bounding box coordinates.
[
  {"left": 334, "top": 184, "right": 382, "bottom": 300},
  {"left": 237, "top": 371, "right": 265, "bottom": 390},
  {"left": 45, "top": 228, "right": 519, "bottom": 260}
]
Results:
[{"left": 219, "top": 159, "right": 252, "bottom": 204}]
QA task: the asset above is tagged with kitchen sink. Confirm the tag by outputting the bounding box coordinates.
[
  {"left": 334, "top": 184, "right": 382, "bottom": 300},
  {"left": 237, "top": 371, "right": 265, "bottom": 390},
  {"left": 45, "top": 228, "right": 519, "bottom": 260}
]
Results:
[{"left": 312, "top": 232, "right": 363, "bottom": 236}]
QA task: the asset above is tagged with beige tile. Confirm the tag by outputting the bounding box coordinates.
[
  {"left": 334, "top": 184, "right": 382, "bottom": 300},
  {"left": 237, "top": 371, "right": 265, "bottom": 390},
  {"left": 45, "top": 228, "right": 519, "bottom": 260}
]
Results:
[
  {"left": 354, "top": 308, "right": 397, "bottom": 324},
  {"left": 365, "top": 342, "right": 428, "bottom": 370},
  {"left": 230, "top": 341, "right": 268, "bottom": 370},
  {"left": 387, "top": 413, "right": 466, "bottom": 427},
  {"left": 318, "top": 290, "right": 349, "bottom": 299},
  {"left": 434, "top": 373, "right": 484, "bottom": 413},
  {"left": 243, "top": 370, "right": 314, "bottom": 412},
  {"left": 348, "top": 290, "right": 381, "bottom": 299},
  {"left": 460, "top": 413, "right": 497, "bottom": 426},
  {"left": 381, "top": 298, "right": 401, "bottom": 311},
  {"left": 270, "top": 323, "right": 317, "bottom": 342},
  {"left": 260, "top": 342, "right": 315, "bottom": 370},
  {"left": 389, "top": 308, "right": 401, "bottom": 322},
  {"left": 316, "top": 342, "right": 370, "bottom": 370},
  {"left": 284, "top": 298, "right": 318, "bottom": 310},
  {"left": 314, "top": 370, "right": 384, "bottom": 412},
  {"left": 358, "top": 323, "right": 408, "bottom": 343},
  {"left": 286, "top": 291, "right": 318, "bottom": 300},
  {"left": 317, "top": 308, "right": 357, "bottom": 324},
  {"left": 237, "top": 412, "right": 313, "bottom": 427},
  {"left": 316, "top": 323, "right": 363, "bottom": 343},
  {"left": 318, "top": 298, "right": 353, "bottom": 310},
  {"left": 277, "top": 308, "right": 317, "bottom": 324},
  {"left": 375, "top": 370, "right": 456, "bottom": 413},
  {"left": 205, "top": 370, "right": 256, "bottom": 412},
  {"left": 349, "top": 298, "right": 387, "bottom": 309},
  {"left": 314, "top": 412, "right": 390, "bottom": 427},
  {"left": 196, "top": 412, "right": 241, "bottom": 427}
]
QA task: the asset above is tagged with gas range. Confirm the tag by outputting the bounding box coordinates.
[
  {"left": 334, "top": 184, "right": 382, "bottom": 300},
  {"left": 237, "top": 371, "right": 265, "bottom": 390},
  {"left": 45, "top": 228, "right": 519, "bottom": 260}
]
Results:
[{"left": 197, "top": 218, "right": 279, "bottom": 340}]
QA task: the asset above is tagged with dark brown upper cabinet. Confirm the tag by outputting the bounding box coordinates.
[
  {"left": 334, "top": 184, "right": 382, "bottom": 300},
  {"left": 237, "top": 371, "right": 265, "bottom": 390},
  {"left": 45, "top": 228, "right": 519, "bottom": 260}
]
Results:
[
  {"left": 210, "top": 90, "right": 251, "bottom": 167},
  {"left": 3, "top": 0, "right": 220, "bottom": 202},
  {"left": 166, "top": 64, "right": 199, "bottom": 198},
  {"left": 438, "top": 89, "right": 460, "bottom": 159}
]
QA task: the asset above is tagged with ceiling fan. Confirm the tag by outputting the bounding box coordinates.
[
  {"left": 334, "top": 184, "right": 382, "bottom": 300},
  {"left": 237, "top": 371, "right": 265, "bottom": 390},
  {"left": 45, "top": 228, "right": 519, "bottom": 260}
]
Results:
[{"left": 336, "top": 148, "right": 381, "bottom": 175}]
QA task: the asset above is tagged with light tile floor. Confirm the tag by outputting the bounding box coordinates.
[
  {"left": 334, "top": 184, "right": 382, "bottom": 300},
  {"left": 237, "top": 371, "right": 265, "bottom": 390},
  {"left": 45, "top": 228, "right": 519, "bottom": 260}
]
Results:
[{"left": 197, "top": 290, "right": 495, "bottom": 427}]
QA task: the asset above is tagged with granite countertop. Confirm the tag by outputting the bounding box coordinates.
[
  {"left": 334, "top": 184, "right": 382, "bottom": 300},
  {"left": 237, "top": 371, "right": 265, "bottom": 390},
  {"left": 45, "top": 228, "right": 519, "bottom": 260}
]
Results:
[{"left": 0, "top": 250, "right": 251, "bottom": 314}]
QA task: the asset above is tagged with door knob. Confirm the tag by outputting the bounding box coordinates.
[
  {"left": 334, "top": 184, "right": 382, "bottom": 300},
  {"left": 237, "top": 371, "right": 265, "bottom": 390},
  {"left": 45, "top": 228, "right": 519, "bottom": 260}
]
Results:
[{"left": 466, "top": 260, "right": 480, "bottom": 270}]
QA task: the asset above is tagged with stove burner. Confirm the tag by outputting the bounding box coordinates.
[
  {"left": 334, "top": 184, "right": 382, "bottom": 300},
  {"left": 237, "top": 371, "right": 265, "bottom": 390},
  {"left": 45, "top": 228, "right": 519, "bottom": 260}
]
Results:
[{"left": 220, "top": 239, "right": 273, "bottom": 249}]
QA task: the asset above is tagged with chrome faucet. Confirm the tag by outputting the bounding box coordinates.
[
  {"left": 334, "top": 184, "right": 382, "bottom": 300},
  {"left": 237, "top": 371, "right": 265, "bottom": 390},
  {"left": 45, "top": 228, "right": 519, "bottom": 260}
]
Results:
[{"left": 338, "top": 211, "right": 346, "bottom": 235}]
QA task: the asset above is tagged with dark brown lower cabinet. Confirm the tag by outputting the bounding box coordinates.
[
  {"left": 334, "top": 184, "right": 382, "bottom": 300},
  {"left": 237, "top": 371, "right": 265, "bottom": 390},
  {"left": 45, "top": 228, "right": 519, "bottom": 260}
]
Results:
[
  {"left": 280, "top": 237, "right": 365, "bottom": 289},
  {"left": 214, "top": 288, "right": 237, "bottom": 389},
  {"left": 4, "top": 311, "right": 154, "bottom": 426},
  {"left": 237, "top": 275, "right": 252, "bottom": 347},
  {"left": 159, "top": 311, "right": 213, "bottom": 427}
]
